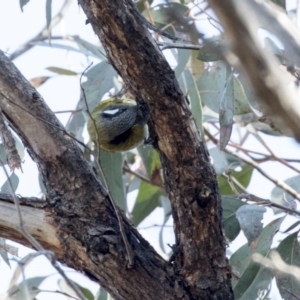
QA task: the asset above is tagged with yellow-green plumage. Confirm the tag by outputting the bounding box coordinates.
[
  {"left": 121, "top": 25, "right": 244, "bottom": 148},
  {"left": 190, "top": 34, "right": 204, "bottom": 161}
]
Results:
[{"left": 87, "top": 98, "right": 146, "bottom": 152}]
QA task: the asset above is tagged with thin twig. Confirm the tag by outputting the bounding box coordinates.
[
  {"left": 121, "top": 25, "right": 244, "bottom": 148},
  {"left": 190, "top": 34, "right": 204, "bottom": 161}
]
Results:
[
  {"left": 282, "top": 287, "right": 300, "bottom": 300},
  {"left": 251, "top": 129, "right": 300, "bottom": 173},
  {"left": 158, "top": 42, "right": 202, "bottom": 51},
  {"left": 9, "top": 0, "right": 73, "bottom": 60},
  {"left": 80, "top": 66, "right": 134, "bottom": 268},
  {"left": 37, "top": 289, "right": 80, "bottom": 300},
  {"left": 0, "top": 93, "right": 91, "bottom": 152},
  {"left": 123, "top": 164, "right": 163, "bottom": 188},
  {"left": 0, "top": 161, "right": 87, "bottom": 300},
  {"left": 205, "top": 128, "right": 300, "bottom": 202},
  {"left": 53, "top": 109, "right": 82, "bottom": 114},
  {"left": 239, "top": 193, "right": 300, "bottom": 217},
  {"left": 139, "top": 224, "right": 173, "bottom": 230},
  {"left": 221, "top": 172, "right": 248, "bottom": 194},
  {"left": 229, "top": 142, "right": 300, "bottom": 164}
]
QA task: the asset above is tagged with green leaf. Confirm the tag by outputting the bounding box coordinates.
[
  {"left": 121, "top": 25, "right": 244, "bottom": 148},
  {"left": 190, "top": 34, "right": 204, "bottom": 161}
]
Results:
[
  {"left": 218, "top": 164, "right": 253, "bottom": 195},
  {"left": 231, "top": 217, "right": 284, "bottom": 299},
  {"left": 147, "top": 3, "right": 189, "bottom": 29},
  {"left": 38, "top": 173, "right": 47, "bottom": 194},
  {"left": 94, "top": 287, "right": 109, "bottom": 300},
  {"left": 237, "top": 75, "right": 261, "bottom": 112},
  {"left": 197, "top": 40, "right": 225, "bottom": 62},
  {"left": 81, "top": 61, "right": 117, "bottom": 111},
  {"left": 270, "top": 0, "right": 285, "bottom": 9},
  {"left": 219, "top": 63, "right": 234, "bottom": 149},
  {"left": 233, "top": 77, "right": 252, "bottom": 115},
  {"left": 276, "top": 232, "right": 300, "bottom": 300},
  {"left": 178, "top": 69, "right": 203, "bottom": 134},
  {"left": 73, "top": 36, "right": 106, "bottom": 59},
  {"left": 222, "top": 196, "right": 245, "bottom": 241},
  {"left": 138, "top": 145, "right": 161, "bottom": 178},
  {"left": 123, "top": 172, "right": 141, "bottom": 193},
  {"left": 132, "top": 181, "right": 162, "bottom": 226},
  {"left": 236, "top": 205, "right": 266, "bottom": 245},
  {"left": 19, "top": 0, "right": 30, "bottom": 12},
  {"left": 8, "top": 276, "right": 48, "bottom": 300},
  {"left": 97, "top": 151, "right": 126, "bottom": 211},
  {"left": 283, "top": 220, "right": 300, "bottom": 233},
  {"left": 46, "top": 67, "right": 77, "bottom": 76},
  {"left": 46, "top": 0, "right": 52, "bottom": 30},
  {"left": 197, "top": 68, "right": 252, "bottom": 116},
  {"left": 65, "top": 109, "right": 86, "bottom": 140},
  {"left": 0, "top": 237, "right": 11, "bottom": 267},
  {"left": 209, "top": 147, "right": 228, "bottom": 175},
  {"left": 32, "top": 41, "right": 90, "bottom": 56},
  {"left": 1, "top": 173, "right": 19, "bottom": 193},
  {"left": 58, "top": 278, "right": 94, "bottom": 300},
  {"left": 264, "top": 37, "right": 283, "bottom": 60},
  {"left": 0, "top": 249, "right": 10, "bottom": 267},
  {"left": 145, "top": 3, "right": 202, "bottom": 39},
  {"left": 174, "top": 49, "right": 191, "bottom": 78},
  {"left": 271, "top": 175, "right": 299, "bottom": 213},
  {"left": 136, "top": 0, "right": 153, "bottom": 13}
]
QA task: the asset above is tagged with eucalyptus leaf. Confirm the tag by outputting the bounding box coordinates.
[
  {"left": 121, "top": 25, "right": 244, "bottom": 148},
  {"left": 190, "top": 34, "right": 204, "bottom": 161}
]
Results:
[
  {"left": 174, "top": 49, "right": 191, "bottom": 78},
  {"left": 0, "top": 237, "right": 10, "bottom": 268},
  {"left": 276, "top": 232, "right": 300, "bottom": 300},
  {"left": 221, "top": 196, "right": 245, "bottom": 241},
  {"left": 209, "top": 147, "right": 228, "bottom": 175},
  {"left": 283, "top": 220, "right": 300, "bottom": 233},
  {"left": 73, "top": 36, "right": 106, "bottom": 59},
  {"left": 271, "top": 175, "right": 299, "bottom": 213},
  {"left": 138, "top": 145, "right": 161, "bottom": 179},
  {"left": 219, "top": 64, "right": 234, "bottom": 149},
  {"left": 46, "top": 0, "right": 52, "bottom": 30},
  {"left": 32, "top": 41, "right": 86, "bottom": 55},
  {"left": 231, "top": 217, "right": 284, "bottom": 298},
  {"left": 178, "top": 69, "right": 203, "bottom": 134},
  {"left": 97, "top": 151, "right": 126, "bottom": 211},
  {"left": 264, "top": 37, "right": 283, "bottom": 62},
  {"left": 65, "top": 108, "right": 86, "bottom": 138},
  {"left": 218, "top": 164, "right": 253, "bottom": 195},
  {"left": 147, "top": 3, "right": 188, "bottom": 30},
  {"left": 19, "top": 0, "right": 30, "bottom": 12},
  {"left": 46, "top": 67, "right": 77, "bottom": 76},
  {"left": 58, "top": 278, "right": 94, "bottom": 300},
  {"left": 236, "top": 205, "right": 266, "bottom": 245},
  {"left": 197, "top": 40, "right": 225, "bottom": 62},
  {"left": 81, "top": 61, "right": 117, "bottom": 111},
  {"left": 8, "top": 276, "right": 48, "bottom": 300},
  {"left": 1, "top": 173, "right": 19, "bottom": 194},
  {"left": 132, "top": 181, "right": 162, "bottom": 226},
  {"left": 197, "top": 65, "right": 252, "bottom": 120},
  {"left": 95, "top": 287, "right": 110, "bottom": 300}
]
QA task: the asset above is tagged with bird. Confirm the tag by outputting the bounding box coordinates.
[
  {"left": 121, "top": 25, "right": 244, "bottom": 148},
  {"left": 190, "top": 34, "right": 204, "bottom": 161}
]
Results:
[{"left": 87, "top": 97, "right": 148, "bottom": 152}]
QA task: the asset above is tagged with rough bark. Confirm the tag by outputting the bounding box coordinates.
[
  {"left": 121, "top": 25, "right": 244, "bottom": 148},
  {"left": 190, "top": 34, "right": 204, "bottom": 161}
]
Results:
[
  {"left": 207, "top": 0, "right": 300, "bottom": 141},
  {"left": 0, "top": 0, "right": 233, "bottom": 299}
]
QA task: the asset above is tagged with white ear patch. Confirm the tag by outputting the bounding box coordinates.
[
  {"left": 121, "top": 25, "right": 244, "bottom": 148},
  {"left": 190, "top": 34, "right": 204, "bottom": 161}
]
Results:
[{"left": 103, "top": 108, "right": 120, "bottom": 115}]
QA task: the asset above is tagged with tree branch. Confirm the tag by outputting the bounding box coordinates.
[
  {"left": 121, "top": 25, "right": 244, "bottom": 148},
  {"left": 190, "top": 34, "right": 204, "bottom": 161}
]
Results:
[
  {"left": 207, "top": 0, "right": 300, "bottom": 141},
  {"left": 78, "top": 0, "right": 232, "bottom": 298}
]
